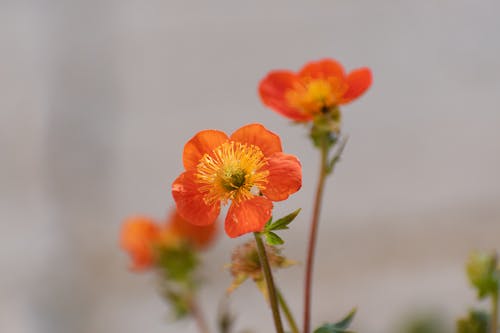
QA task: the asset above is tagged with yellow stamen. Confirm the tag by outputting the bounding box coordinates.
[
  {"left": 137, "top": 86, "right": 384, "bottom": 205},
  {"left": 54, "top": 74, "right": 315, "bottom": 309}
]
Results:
[{"left": 196, "top": 141, "right": 269, "bottom": 205}]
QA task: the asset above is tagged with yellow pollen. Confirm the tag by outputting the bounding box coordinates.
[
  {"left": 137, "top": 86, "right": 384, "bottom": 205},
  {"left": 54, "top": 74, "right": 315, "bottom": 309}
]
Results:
[
  {"left": 286, "top": 77, "right": 347, "bottom": 115},
  {"left": 195, "top": 141, "right": 269, "bottom": 205}
]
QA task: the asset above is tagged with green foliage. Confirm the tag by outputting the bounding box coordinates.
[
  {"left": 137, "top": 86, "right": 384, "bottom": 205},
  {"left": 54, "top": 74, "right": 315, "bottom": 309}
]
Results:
[
  {"left": 264, "top": 231, "right": 284, "bottom": 245},
  {"left": 313, "top": 308, "right": 357, "bottom": 333},
  {"left": 456, "top": 310, "right": 489, "bottom": 333},
  {"left": 261, "top": 209, "right": 301, "bottom": 246},
  {"left": 466, "top": 251, "right": 499, "bottom": 299},
  {"left": 265, "top": 209, "right": 301, "bottom": 232}
]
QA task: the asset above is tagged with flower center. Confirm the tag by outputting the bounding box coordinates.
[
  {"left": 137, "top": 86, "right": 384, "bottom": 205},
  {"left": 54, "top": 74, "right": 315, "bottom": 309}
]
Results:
[
  {"left": 285, "top": 77, "right": 347, "bottom": 116},
  {"left": 195, "top": 141, "right": 269, "bottom": 205}
]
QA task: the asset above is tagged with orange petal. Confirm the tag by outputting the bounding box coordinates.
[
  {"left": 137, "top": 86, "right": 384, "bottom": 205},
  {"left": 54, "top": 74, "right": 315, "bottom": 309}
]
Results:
[
  {"left": 172, "top": 171, "right": 220, "bottom": 226},
  {"left": 183, "top": 130, "right": 229, "bottom": 170},
  {"left": 120, "top": 216, "right": 161, "bottom": 271},
  {"left": 259, "top": 71, "right": 313, "bottom": 121},
  {"left": 299, "top": 58, "right": 345, "bottom": 80},
  {"left": 230, "top": 123, "right": 282, "bottom": 157},
  {"left": 167, "top": 209, "right": 218, "bottom": 249},
  {"left": 225, "top": 197, "right": 273, "bottom": 238},
  {"left": 340, "top": 67, "right": 372, "bottom": 104},
  {"left": 261, "top": 152, "right": 302, "bottom": 201}
]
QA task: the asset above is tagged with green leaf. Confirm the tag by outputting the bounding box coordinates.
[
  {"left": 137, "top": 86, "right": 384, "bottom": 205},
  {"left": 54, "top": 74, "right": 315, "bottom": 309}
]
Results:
[
  {"left": 265, "top": 209, "right": 301, "bottom": 232},
  {"left": 264, "top": 232, "right": 284, "bottom": 245},
  {"left": 326, "top": 135, "right": 348, "bottom": 175},
  {"left": 313, "top": 308, "right": 357, "bottom": 333},
  {"left": 264, "top": 216, "right": 273, "bottom": 229}
]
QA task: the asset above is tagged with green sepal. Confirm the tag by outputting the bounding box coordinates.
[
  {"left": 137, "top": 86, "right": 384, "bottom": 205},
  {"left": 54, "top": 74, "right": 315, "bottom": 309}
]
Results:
[
  {"left": 313, "top": 308, "right": 357, "bottom": 333},
  {"left": 264, "top": 231, "right": 284, "bottom": 245},
  {"left": 265, "top": 208, "right": 301, "bottom": 232},
  {"left": 309, "top": 109, "right": 341, "bottom": 149},
  {"left": 156, "top": 244, "right": 199, "bottom": 283}
]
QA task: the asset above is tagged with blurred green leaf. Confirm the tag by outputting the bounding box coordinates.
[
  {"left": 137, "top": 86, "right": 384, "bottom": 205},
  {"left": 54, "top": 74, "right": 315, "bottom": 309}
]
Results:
[
  {"left": 456, "top": 309, "right": 489, "bottom": 333},
  {"left": 313, "top": 308, "right": 357, "bottom": 333},
  {"left": 466, "top": 251, "right": 499, "bottom": 299}
]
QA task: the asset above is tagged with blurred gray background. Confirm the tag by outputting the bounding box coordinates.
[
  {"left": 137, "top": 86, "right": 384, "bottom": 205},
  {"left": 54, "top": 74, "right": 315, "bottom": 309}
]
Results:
[{"left": 1, "top": 1, "right": 499, "bottom": 332}]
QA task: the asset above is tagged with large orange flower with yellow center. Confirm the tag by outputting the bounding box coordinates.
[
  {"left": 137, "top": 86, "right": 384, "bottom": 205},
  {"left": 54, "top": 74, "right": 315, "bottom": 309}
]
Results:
[
  {"left": 259, "top": 58, "right": 372, "bottom": 121},
  {"left": 172, "top": 123, "right": 302, "bottom": 238}
]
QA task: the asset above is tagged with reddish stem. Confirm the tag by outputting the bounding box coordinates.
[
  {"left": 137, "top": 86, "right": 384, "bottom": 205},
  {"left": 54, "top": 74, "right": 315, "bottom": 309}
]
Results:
[{"left": 303, "top": 144, "right": 329, "bottom": 333}]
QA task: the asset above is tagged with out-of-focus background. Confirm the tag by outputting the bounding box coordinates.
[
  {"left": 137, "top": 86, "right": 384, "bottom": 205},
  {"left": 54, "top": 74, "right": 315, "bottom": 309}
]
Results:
[{"left": 1, "top": 1, "right": 499, "bottom": 332}]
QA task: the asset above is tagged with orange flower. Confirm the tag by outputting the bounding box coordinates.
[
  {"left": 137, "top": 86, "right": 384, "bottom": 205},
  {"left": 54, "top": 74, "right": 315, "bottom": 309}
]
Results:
[
  {"left": 120, "top": 216, "right": 162, "bottom": 271},
  {"left": 172, "top": 123, "right": 302, "bottom": 238},
  {"left": 259, "top": 58, "right": 372, "bottom": 121},
  {"left": 120, "top": 210, "right": 218, "bottom": 270}
]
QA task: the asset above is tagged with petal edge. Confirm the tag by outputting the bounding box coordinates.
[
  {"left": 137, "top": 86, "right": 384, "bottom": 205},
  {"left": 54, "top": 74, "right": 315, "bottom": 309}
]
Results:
[
  {"left": 340, "top": 67, "right": 372, "bottom": 104},
  {"left": 230, "top": 123, "right": 282, "bottom": 157},
  {"left": 225, "top": 197, "right": 273, "bottom": 238},
  {"left": 262, "top": 152, "right": 302, "bottom": 201},
  {"left": 259, "top": 71, "right": 313, "bottom": 121},
  {"left": 183, "top": 130, "right": 229, "bottom": 170}
]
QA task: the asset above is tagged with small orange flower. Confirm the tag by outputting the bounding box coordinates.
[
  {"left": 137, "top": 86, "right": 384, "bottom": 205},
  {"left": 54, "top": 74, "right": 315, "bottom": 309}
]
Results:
[
  {"left": 172, "top": 123, "right": 302, "bottom": 238},
  {"left": 259, "top": 58, "right": 372, "bottom": 121},
  {"left": 120, "top": 210, "right": 218, "bottom": 270}
]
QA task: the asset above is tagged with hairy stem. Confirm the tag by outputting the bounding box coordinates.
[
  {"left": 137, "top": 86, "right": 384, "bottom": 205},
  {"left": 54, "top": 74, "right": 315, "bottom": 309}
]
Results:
[{"left": 254, "top": 232, "right": 285, "bottom": 333}]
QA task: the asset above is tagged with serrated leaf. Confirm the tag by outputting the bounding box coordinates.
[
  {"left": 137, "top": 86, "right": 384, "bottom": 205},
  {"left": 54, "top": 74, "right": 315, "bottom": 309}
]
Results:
[
  {"left": 264, "top": 232, "right": 284, "bottom": 245},
  {"left": 313, "top": 308, "right": 357, "bottom": 333},
  {"left": 266, "top": 209, "right": 301, "bottom": 231}
]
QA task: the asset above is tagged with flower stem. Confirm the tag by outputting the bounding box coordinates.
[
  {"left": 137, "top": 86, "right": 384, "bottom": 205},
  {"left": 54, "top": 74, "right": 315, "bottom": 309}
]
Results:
[
  {"left": 189, "top": 297, "right": 211, "bottom": 333},
  {"left": 277, "top": 288, "right": 300, "bottom": 333},
  {"left": 254, "top": 232, "right": 285, "bottom": 333},
  {"left": 492, "top": 290, "right": 498, "bottom": 333},
  {"left": 303, "top": 142, "right": 330, "bottom": 333}
]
